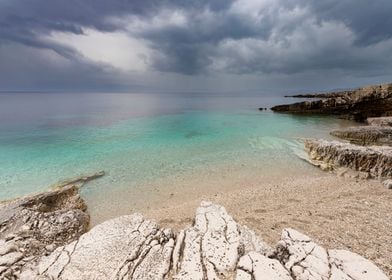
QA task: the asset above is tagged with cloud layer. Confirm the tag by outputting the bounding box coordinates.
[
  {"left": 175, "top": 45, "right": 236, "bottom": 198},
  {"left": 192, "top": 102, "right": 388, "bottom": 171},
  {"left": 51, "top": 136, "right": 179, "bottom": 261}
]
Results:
[{"left": 1, "top": 0, "right": 392, "bottom": 92}]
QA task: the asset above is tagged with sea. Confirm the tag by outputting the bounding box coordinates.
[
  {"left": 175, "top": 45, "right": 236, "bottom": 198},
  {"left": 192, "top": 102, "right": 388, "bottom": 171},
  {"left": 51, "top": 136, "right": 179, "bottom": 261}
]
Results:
[{"left": 0, "top": 92, "right": 355, "bottom": 223}]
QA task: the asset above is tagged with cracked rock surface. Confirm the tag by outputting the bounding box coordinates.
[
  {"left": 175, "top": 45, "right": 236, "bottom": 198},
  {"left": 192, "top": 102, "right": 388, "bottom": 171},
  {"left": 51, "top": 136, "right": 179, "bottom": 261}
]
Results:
[
  {"left": 275, "top": 228, "right": 389, "bottom": 280},
  {"left": 8, "top": 200, "right": 385, "bottom": 280},
  {"left": 0, "top": 185, "right": 89, "bottom": 279},
  {"left": 171, "top": 201, "right": 272, "bottom": 279}
]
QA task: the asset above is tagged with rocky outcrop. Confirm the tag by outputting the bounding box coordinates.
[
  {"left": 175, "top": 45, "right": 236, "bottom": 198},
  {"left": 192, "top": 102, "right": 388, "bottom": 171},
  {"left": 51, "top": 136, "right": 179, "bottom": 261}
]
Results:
[
  {"left": 304, "top": 139, "right": 392, "bottom": 179},
  {"left": 271, "top": 83, "right": 392, "bottom": 121},
  {"left": 331, "top": 126, "right": 392, "bottom": 146},
  {"left": 14, "top": 201, "right": 387, "bottom": 280},
  {"left": 0, "top": 185, "right": 89, "bottom": 279}
]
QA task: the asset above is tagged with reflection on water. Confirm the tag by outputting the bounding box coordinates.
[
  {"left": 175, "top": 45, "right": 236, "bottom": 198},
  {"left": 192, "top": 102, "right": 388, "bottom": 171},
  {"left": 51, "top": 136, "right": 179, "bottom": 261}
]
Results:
[{"left": 0, "top": 92, "right": 355, "bottom": 204}]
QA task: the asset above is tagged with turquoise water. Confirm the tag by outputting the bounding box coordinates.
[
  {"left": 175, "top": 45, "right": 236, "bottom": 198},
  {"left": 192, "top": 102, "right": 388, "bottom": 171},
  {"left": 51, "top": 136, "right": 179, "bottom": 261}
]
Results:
[{"left": 0, "top": 92, "right": 353, "bottom": 206}]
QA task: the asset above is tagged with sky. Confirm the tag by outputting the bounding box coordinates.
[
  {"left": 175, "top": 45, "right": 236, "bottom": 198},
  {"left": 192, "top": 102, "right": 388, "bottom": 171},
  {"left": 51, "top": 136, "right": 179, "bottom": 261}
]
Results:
[{"left": 1, "top": 0, "right": 392, "bottom": 94}]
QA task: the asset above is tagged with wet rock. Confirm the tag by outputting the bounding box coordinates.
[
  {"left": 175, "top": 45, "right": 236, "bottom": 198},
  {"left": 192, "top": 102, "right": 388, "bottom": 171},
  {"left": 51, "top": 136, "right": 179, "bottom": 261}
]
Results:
[
  {"left": 271, "top": 83, "right": 392, "bottom": 121},
  {"left": 304, "top": 139, "right": 392, "bottom": 179}
]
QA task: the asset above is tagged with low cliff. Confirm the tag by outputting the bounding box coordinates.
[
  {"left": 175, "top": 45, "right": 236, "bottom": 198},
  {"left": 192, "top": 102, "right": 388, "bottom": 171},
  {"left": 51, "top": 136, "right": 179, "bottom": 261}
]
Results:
[
  {"left": 271, "top": 83, "right": 392, "bottom": 121},
  {"left": 304, "top": 139, "right": 392, "bottom": 179}
]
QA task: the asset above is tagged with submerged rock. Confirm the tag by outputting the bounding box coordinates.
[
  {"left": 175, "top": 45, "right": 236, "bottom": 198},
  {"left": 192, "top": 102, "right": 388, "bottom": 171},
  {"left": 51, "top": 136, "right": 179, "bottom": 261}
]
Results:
[
  {"left": 304, "top": 139, "right": 392, "bottom": 179},
  {"left": 331, "top": 126, "right": 392, "bottom": 146},
  {"left": 271, "top": 83, "right": 392, "bottom": 121}
]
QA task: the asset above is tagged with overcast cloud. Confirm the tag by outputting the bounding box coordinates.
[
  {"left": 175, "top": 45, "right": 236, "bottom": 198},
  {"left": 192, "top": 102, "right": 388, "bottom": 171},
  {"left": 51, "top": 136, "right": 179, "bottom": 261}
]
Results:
[{"left": 1, "top": 0, "right": 391, "bottom": 93}]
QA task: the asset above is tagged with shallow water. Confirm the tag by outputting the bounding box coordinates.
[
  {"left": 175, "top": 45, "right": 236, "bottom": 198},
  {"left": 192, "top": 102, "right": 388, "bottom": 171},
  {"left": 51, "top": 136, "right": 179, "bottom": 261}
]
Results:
[{"left": 0, "top": 92, "right": 355, "bottom": 220}]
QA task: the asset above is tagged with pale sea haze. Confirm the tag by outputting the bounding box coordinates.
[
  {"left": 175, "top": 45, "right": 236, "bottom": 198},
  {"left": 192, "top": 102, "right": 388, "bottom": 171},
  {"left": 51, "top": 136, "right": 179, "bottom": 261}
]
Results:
[{"left": 0, "top": 92, "right": 355, "bottom": 222}]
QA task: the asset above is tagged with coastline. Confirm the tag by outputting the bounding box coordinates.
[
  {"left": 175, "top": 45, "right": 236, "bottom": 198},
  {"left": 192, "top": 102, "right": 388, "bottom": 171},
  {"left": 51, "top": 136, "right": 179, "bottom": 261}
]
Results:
[
  {"left": 1, "top": 84, "right": 391, "bottom": 278},
  {"left": 1, "top": 171, "right": 390, "bottom": 278}
]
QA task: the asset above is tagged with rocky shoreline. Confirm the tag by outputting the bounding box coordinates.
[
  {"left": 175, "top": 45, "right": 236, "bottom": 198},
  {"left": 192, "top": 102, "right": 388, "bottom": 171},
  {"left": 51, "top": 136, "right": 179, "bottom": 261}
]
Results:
[
  {"left": 270, "top": 82, "right": 392, "bottom": 187},
  {"left": 0, "top": 188, "right": 389, "bottom": 279},
  {"left": 271, "top": 83, "right": 392, "bottom": 121},
  {"left": 1, "top": 82, "right": 391, "bottom": 279}
]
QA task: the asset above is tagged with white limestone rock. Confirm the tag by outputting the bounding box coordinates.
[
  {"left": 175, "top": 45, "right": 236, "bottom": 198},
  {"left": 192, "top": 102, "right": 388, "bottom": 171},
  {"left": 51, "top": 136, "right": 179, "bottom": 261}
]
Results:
[
  {"left": 172, "top": 201, "right": 272, "bottom": 279},
  {"left": 329, "top": 249, "right": 389, "bottom": 280},
  {"left": 276, "top": 228, "right": 389, "bottom": 280},
  {"left": 236, "top": 251, "right": 293, "bottom": 280},
  {"left": 37, "top": 214, "right": 174, "bottom": 280},
  {"left": 276, "top": 228, "right": 330, "bottom": 280}
]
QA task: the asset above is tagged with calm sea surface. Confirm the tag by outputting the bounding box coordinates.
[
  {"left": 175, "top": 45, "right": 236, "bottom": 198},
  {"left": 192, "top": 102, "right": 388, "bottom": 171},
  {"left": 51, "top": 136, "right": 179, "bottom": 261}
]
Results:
[{"left": 0, "top": 92, "right": 354, "bottom": 220}]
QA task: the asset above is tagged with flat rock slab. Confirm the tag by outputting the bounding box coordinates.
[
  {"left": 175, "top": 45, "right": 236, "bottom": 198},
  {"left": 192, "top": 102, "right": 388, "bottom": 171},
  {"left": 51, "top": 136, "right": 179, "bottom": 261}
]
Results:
[{"left": 22, "top": 201, "right": 388, "bottom": 280}]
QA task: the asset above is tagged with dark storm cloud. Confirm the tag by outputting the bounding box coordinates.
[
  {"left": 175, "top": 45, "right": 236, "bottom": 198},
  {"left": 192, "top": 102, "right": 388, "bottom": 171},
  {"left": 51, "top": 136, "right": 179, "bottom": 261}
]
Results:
[
  {"left": 0, "top": 0, "right": 391, "bottom": 91},
  {"left": 308, "top": 0, "right": 392, "bottom": 45}
]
